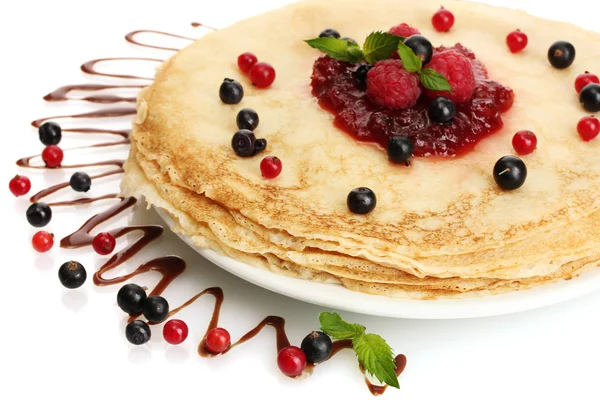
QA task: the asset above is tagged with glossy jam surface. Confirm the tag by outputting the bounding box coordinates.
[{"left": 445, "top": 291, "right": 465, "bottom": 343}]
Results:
[{"left": 311, "top": 44, "right": 514, "bottom": 157}]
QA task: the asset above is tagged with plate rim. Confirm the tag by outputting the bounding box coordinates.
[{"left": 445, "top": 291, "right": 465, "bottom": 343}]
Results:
[{"left": 154, "top": 207, "right": 600, "bottom": 319}]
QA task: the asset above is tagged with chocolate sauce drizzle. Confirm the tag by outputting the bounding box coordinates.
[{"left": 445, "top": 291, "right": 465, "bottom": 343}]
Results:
[{"left": 16, "top": 27, "right": 405, "bottom": 395}]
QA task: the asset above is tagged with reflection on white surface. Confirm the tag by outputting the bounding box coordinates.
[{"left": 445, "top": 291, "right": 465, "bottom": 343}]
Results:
[
  {"left": 61, "top": 290, "right": 88, "bottom": 312},
  {"left": 128, "top": 346, "right": 152, "bottom": 364},
  {"left": 165, "top": 345, "right": 189, "bottom": 364},
  {"left": 34, "top": 254, "right": 55, "bottom": 270}
]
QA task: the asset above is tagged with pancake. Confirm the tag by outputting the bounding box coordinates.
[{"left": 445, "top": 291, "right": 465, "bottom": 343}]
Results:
[{"left": 121, "top": 0, "right": 600, "bottom": 298}]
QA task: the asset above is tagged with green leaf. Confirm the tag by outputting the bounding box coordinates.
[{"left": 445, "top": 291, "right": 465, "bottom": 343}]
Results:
[
  {"left": 397, "top": 41, "right": 422, "bottom": 73},
  {"left": 353, "top": 333, "right": 400, "bottom": 389},
  {"left": 363, "top": 31, "right": 403, "bottom": 65},
  {"left": 419, "top": 68, "right": 452, "bottom": 92},
  {"left": 319, "top": 312, "right": 365, "bottom": 340},
  {"left": 304, "top": 38, "right": 364, "bottom": 63}
]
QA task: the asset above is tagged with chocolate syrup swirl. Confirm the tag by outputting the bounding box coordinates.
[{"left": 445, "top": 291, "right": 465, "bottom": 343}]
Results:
[
  {"left": 15, "top": 24, "right": 406, "bottom": 395},
  {"left": 125, "top": 30, "right": 195, "bottom": 51}
]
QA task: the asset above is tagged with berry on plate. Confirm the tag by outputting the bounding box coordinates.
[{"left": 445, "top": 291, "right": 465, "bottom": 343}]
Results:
[
  {"left": 428, "top": 97, "right": 456, "bottom": 124},
  {"left": 424, "top": 50, "right": 475, "bottom": 103},
  {"left": 512, "top": 130, "right": 537, "bottom": 155},
  {"left": 237, "top": 52, "right": 258, "bottom": 74},
  {"left": 388, "top": 23, "right": 420, "bottom": 38},
  {"left": 260, "top": 156, "right": 282, "bottom": 179},
  {"left": 548, "top": 41, "right": 576, "bottom": 69},
  {"left": 575, "top": 72, "right": 600, "bottom": 93},
  {"left": 432, "top": 7, "right": 454, "bottom": 32},
  {"left": 163, "top": 319, "right": 189, "bottom": 345},
  {"left": 580, "top": 83, "right": 600, "bottom": 112},
  {"left": 70, "top": 172, "right": 92, "bottom": 193},
  {"left": 506, "top": 30, "right": 528, "bottom": 53},
  {"left": 236, "top": 108, "right": 260, "bottom": 131},
  {"left": 493, "top": 155, "right": 527, "bottom": 191},
  {"left": 92, "top": 232, "right": 116, "bottom": 255},
  {"left": 347, "top": 187, "right": 377, "bottom": 215},
  {"left": 41, "top": 145, "right": 63, "bottom": 168},
  {"left": 319, "top": 28, "right": 340, "bottom": 39},
  {"left": 126, "top": 320, "right": 151, "bottom": 345},
  {"left": 142, "top": 295, "right": 169, "bottom": 323},
  {"left": 219, "top": 78, "right": 244, "bottom": 104},
  {"left": 404, "top": 35, "right": 433, "bottom": 64},
  {"left": 232, "top": 129, "right": 257, "bottom": 157},
  {"left": 301, "top": 331, "right": 333, "bottom": 364},
  {"left": 32, "top": 231, "right": 54, "bottom": 253},
  {"left": 205, "top": 327, "right": 231, "bottom": 354},
  {"left": 249, "top": 62, "right": 276, "bottom": 88},
  {"left": 38, "top": 122, "right": 62, "bottom": 145},
  {"left": 277, "top": 346, "right": 307, "bottom": 377},
  {"left": 58, "top": 261, "right": 87, "bottom": 289},
  {"left": 9, "top": 175, "right": 31, "bottom": 197},
  {"left": 117, "top": 283, "right": 147, "bottom": 315},
  {"left": 366, "top": 59, "right": 421, "bottom": 109},
  {"left": 577, "top": 116, "right": 600, "bottom": 141},
  {"left": 26, "top": 202, "right": 52, "bottom": 227},
  {"left": 387, "top": 136, "right": 414, "bottom": 164}
]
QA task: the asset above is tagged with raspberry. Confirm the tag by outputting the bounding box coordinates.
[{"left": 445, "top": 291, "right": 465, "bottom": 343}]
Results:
[
  {"left": 424, "top": 50, "right": 476, "bottom": 103},
  {"left": 366, "top": 60, "right": 421, "bottom": 109},
  {"left": 388, "top": 23, "right": 420, "bottom": 38}
]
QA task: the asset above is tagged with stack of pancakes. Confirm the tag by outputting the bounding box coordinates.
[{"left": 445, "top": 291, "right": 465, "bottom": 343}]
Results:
[{"left": 121, "top": 0, "right": 600, "bottom": 299}]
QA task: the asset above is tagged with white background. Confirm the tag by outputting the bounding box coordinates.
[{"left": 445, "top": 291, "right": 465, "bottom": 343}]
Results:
[{"left": 1, "top": 1, "right": 600, "bottom": 399}]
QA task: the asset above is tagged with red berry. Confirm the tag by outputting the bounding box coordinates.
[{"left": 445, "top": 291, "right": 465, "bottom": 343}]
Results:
[
  {"left": 366, "top": 59, "right": 421, "bottom": 109},
  {"left": 277, "top": 346, "right": 307, "bottom": 377},
  {"left": 424, "top": 50, "right": 475, "bottom": 103},
  {"left": 575, "top": 72, "right": 600, "bottom": 94},
  {"left": 432, "top": 6, "right": 455, "bottom": 32},
  {"left": 506, "top": 30, "right": 528, "bottom": 53},
  {"left": 248, "top": 62, "right": 276, "bottom": 89},
  {"left": 577, "top": 116, "right": 600, "bottom": 141},
  {"left": 388, "top": 23, "right": 420, "bottom": 38},
  {"left": 237, "top": 52, "right": 258, "bottom": 74},
  {"left": 9, "top": 175, "right": 31, "bottom": 197},
  {"left": 260, "top": 156, "right": 282, "bottom": 179},
  {"left": 92, "top": 232, "right": 116, "bottom": 255},
  {"left": 32, "top": 231, "right": 54, "bottom": 253},
  {"left": 41, "top": 145, "right": 64, "bottom": 168},
  {"left": 512, "top": 130, "right": 537, "bottom": 155},
  {"left": 205, "top": 327, "right": 231, "bottom": 354},
  {"left": 163, "top": 319, "right": 189, "bottom": 345}
]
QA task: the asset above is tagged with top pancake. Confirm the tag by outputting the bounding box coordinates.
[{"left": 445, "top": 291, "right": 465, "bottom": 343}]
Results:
[{"left": 131, "top": 0, "right": 600, "bottom": 263}]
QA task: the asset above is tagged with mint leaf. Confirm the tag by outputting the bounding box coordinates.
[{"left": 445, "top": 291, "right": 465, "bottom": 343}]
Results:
[
  {"left": 419, "top": 68, "right": 452, "bottom": 92},
  {"left": 397, "top": 41, "right": 422, "bottom": 73},
  {"left": 319, "top": 312, "right": 365, "bottom": 340},
  {"left": 305, "top": 38, "right": 364, "bottom": 63},
  {"left": 353, "top": 333, "right": 399, "bottom": 389},
  {"left": 363, "top": 32, "right": 403, "bottom": 65}
]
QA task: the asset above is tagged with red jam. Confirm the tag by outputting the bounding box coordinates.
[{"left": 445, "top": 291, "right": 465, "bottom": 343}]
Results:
[{"left": 310, "top": 44, "right": 514, "bottom": 157}]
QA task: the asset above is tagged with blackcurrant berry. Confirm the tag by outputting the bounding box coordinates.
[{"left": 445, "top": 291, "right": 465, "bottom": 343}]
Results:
[
  {"left": 493, "top": 155, "right": 527, "bottom": 190},
  {"left": 117, "top": 283, "right": 147, "bottom": 315},
  {"left": 319, "top": 29, "right": 340, "bottom": 39},
  {"left": 58, "top": 261, "right": 87, "bottom": 289},
  {"left": 70, "top": 172, "right": 92, "bottom": 192},
  {"left": 142, "top": 296, "right": 169, "bottom": 323},
  {"left": 548, "top": 41, "right": 575, "bottom": 69},
  {"left": 219, "top": 78, "right": 244, "bottom": 104},
  {"left": 126, "top": 320, "right": 151, "bottom": 345},
  {"left": 301, "top": 331, "right": 333, "bottom": 364},
  {"left": 428, "top": 97, "right": 456, "bottom": 124},
  {"left": 387, "top": 136, "right": 414, "bottom": 164},
  {"left": 404, "top": 35, "right": 433, "bottom": 65},
  {"left": 232, "top": 129, "right": 257, "bottom": 157},
  {"left": 38, "top": 122, "right": 62, "bottom": 145},
  {"left": 579, "top": 83, "right": 600, "bottom": 112},
  {"left": 354, "top": 65, "right": 372, "bottom": 90},
  {"left": 236, "top": 108, "right": 259, "bottom": 131},
  {"left": 26, "top": 202, "right": 52, "bottom": 227},
  {"left": 347, "top": 187, "right": 377, "bottom": 215}
]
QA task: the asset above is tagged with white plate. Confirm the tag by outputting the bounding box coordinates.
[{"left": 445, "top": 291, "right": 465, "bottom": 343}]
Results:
[{"left": 155, "top": 208, "right": 600, "bottom": 319}]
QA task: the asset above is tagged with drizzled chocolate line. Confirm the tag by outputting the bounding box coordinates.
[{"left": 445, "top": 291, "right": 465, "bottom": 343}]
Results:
[
  {"left": 125, "top": 30, "right": 195, "bottom": 51},
  {"left": 81, "top": 57, "right": 163, "bottom": 81},
  {"left": 15, "top": 24, "right": 406, "bottom": 395},
  {"left": 44, "top": 84, "right": 144, "bottom": 103}
]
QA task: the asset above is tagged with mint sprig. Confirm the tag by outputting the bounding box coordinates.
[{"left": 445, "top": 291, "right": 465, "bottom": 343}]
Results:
[
  {"left": 304, "top": 38, "right": 364, "bottom": 63},
  {"left": 397, "top": 41, "right": 451, "bottom": 92},
  {"left": 305, "top": 32, "right": 403, "bottom": 65},
  {"left": 319, "top": 312, "right": 400, "bottom": 389},
  {"left": 362, "top": 31, "right": 403, "bottom": 65}
]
